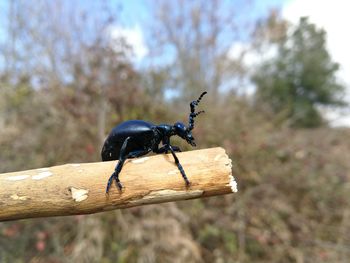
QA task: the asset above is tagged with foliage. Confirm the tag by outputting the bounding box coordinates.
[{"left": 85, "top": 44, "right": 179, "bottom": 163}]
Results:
[
  {"left": 253, "top": 17, "right": 345, "bottom": 127},
  {"left": 1, "top": 1, "right": 350, "bottom": 262}
]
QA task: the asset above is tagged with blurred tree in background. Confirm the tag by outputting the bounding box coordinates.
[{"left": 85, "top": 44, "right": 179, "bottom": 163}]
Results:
[
  {"left": 253, "top": 17, "right": 345, "bottom": 127},
  {"left": 148, "top": 0, "right": 248, "bottom": 102},
  {"left": 1, "top": 1, "right": 350, "bottom": 262},
  {"left": 0, "top": 0, "right": 153, "bottom": 171}
]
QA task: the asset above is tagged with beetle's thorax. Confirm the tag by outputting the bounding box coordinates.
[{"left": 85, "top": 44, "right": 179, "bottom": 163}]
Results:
[{"left": 155, "top": 124, "right": 176, "bottom": 138}]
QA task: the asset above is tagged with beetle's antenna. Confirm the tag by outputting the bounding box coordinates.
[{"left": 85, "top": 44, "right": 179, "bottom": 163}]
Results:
[{"left": 188, "top": 91, "right": 207, "bottom": 131}]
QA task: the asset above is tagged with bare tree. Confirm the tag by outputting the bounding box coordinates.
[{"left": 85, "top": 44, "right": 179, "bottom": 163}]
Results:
[{"left": 147, "top": 0, "right": 250, "bottom": 101}]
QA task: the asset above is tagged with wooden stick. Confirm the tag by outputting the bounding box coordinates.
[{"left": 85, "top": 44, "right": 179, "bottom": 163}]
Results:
[{"left": 0, "top": 147, "right": 237, "bottom": 221}]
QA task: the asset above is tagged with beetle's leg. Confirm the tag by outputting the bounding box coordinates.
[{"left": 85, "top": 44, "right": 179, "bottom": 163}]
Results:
[
  {"left": 127, "top": 149, "right": 151, "bottom": 158},
  {"left": 162, "top": 138, "right": 170, "bottom": 154},
  {"left": 156, "top": 136, "right": 181, "bottom": 154},
  {"left": 171, "top": 146, "right": 181, "bottom": 152},
  {"left": 106, "top": 166, "right": 124, "bottom": 193},
  {"left": 106, "top": 146, "right": 151, "bottom": 193},
  {"left": 106, "top": 162, "right": 125, "bottom": 193},
  {"left": 154, "top": 146, "right": 167, "bottom": 154},
  {"left": 106, "top": 137, "right": 131, "bottom": 193},
  {"left": 155, "top": 145, "right": 181, "bottom": 154},
  {"left": 168, "top": 145, "right": 190, "bottom": 186}
]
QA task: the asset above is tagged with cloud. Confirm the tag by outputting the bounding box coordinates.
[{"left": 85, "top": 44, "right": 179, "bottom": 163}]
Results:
[
  {"left": 228, "top": 42, "right": 278, "bottom": 69},
  {"left": 109, "top": 25, "right": 148, "bottom": 62},
  {"left": 227, "top": 42, "right": 278, "bottom": 95}
]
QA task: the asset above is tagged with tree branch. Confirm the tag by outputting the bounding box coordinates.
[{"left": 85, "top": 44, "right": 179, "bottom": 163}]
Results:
[{"left": 0, "top": 147, "right": 237, "bottom": 221}]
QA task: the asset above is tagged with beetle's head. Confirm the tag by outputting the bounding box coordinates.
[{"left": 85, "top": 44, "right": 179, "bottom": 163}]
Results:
[
  {"left": 174, "top": 122, "right": 196, "bottom": 146},
  {"left": 171, "top": 92, "right": 207, "bottom": 147}
]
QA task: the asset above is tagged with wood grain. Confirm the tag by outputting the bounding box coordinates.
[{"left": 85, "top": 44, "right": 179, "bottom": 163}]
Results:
[{"left": 0, "top": 147, "right": 237, "bottom": 221}]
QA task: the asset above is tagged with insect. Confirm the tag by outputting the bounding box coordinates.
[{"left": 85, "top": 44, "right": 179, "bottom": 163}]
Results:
[{"left": 101, "top": 91, "right": 207, "bottom": 193}]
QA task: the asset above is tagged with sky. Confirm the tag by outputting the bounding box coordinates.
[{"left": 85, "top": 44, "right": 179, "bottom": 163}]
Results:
[
  {"left": 111, "top": 0, "right": 285, "bottom": 63},
  {"left": 1, "top": 0, "right": 349, "bottom": 125},
  {"left": 0, "top": 1, "right": 7, "bottom": 43},
  {"left": 116, "top": 0, "right": 350, "bottom": 89}
]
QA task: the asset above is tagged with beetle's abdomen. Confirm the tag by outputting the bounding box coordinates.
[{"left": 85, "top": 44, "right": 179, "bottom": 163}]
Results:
[{"left": 101, "top": 120, "right": 157, "bottom": 161}]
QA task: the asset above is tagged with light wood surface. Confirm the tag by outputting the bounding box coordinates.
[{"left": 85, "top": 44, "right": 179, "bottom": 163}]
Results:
[{"left": 0, "top": 147, "right": 237, "bottom": 221}]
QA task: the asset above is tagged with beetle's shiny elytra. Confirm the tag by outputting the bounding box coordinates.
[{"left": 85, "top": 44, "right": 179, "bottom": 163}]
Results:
[{"left": 101, "top": 92, "right": 207, "bottom": 193}]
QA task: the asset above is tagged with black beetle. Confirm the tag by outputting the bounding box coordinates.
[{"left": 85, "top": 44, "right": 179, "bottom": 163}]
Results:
[{"left": 101, "top": 91, "right": 207, "bottom": 193}]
